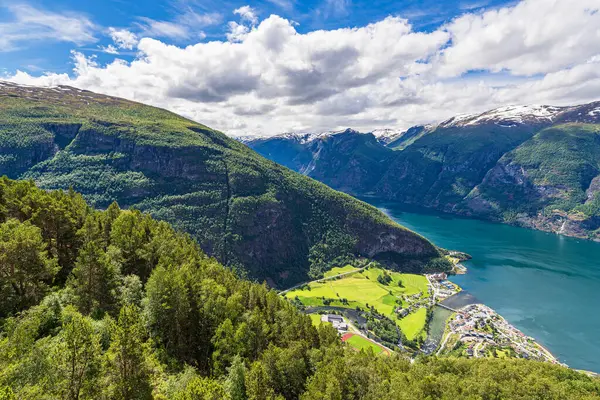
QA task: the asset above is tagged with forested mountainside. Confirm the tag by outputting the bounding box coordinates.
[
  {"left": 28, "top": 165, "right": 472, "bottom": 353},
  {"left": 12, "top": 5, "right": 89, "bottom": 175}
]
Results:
[
  {"left": 0, "top": 82, "right": 445, "bottom": 288},
  {"left": 1, "top": 177, "right": 599, "bottom": 400},
  {"left": 244, "top": 102, "right": 600, "bottom": 240},
  {"left": 246, "top": 129, "right": 395, "bottom": 194}
]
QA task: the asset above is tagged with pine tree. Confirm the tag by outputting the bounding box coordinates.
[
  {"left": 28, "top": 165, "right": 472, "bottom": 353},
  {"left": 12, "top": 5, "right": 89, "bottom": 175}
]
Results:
[
  {"left": 104, "top": 305, "right": 153, "bottom": 400},
  {"left": 70, "top": 215, "right": 120, "bottom": 316},
  {"left": 56, "top": 307, "right": 102, "bottom": 400},
  {"left": 225, "top": 355, "right": 247, "bottom": 400}
]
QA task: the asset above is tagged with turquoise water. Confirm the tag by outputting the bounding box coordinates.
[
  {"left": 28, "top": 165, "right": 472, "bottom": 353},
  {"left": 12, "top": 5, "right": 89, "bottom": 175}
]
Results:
[{"left": 368, "top": 200, "right": 600, "bottom": 372}]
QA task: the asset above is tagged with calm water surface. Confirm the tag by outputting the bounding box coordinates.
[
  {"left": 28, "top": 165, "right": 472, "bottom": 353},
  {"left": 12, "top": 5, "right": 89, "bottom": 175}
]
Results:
[{"left": 367, "top": 199, "right": 600, "bottom": 372}]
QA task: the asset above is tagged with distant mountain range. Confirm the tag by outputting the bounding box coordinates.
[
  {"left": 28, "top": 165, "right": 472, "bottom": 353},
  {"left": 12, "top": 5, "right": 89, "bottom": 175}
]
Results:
[
  {"left": 242, "top": 101, "right": 600, "bottom": 240},
  {"left": 0, "top": 81, "right": 446, "bottom": 288}
]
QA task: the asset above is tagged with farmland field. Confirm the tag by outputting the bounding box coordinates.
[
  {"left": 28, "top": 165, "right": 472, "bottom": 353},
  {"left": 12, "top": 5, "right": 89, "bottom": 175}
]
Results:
[
  {"left": 323, "top": 265, "right": 360, "bottom": 277},
  {"left": 285, "top": 266, "right": 430, "bottom": 340},
  {"left": 398, "top": 307, "right": 427, "bottom": 340},
  {"left": 342, "top": 333, "right": 388, "bottom": 355}
]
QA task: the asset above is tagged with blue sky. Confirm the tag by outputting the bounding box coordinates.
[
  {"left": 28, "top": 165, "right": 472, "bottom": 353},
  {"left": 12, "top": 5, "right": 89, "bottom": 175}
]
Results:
[
  {"left": 0, "top": 0, "right": 511, "bottom": 76},
  {"left": 1, "top": 0, "right": 599, "bottom": 136}
]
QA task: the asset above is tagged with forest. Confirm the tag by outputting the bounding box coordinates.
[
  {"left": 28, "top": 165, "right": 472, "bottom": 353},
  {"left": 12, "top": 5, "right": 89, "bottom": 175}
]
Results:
[{"left": 1, "top": 177, "right": 599, "bottom": 399}]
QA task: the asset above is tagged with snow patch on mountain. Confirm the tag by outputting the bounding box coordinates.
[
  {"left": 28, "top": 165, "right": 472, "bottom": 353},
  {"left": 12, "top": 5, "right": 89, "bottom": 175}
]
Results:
[
  {"left": 371, "top": 128, "right": 405, "bottom": 139},
  {"left": 439, "top": 105, "right": 569, "bottom": 128}
]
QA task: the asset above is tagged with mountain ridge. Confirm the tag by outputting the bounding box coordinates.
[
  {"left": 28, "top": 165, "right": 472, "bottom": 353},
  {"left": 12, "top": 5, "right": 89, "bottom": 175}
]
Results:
[
  {"left": 244, "top": 100, "right": 600, "bottom": 241},
  {"left": 0, "top": 81, "right": 445, "bottom": 288}
]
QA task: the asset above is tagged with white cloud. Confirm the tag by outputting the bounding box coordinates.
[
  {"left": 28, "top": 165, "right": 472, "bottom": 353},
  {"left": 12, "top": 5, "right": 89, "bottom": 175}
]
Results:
[
  {"left": 108, "top": 28, "right": 138, "bottom": 50},
  {"left": 136, "top": 10, "right": 221, "bottom": 40},
  {"left": 228, "top": 6, "right": 259, "bottom": 42},
  {"left": 99, "top": 44, "right": 119, "bottom": 54},
  {"left": 234, "top": 6, "right": 259, "bottom": 25},
  {"left": 6, "top": 0, "right": 600, "bottom": 137},
  {"left": 137, "top": 17, "right": 192, "bottom": 39},
  {"left": 322, "top": 0, "right": 352, "bottom": 18},
  {"left": 227, "top": 22, "right": 251, "bottom": 42},
  {"left": 0, "top": 3, "right": 97, "bottom": 51},
  {"left": 437, "top": 0, "right": 600, "bottom": 76}
]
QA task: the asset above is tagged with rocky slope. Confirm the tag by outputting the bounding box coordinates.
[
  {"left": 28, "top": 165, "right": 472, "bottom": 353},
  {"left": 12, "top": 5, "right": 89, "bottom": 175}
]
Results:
[
  {"left": 0, "top": 81, "right": 445, "bottom": 287},
  {"left": 243, "top": 101, "right": 600, "bottom": 240}
]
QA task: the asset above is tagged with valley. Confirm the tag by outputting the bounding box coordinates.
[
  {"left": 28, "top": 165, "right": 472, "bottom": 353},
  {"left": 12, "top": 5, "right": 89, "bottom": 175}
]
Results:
[
  {"left": 282, "top": 261, "right": 559, "bottom": 366},
  {"left": 370, "top": 199, "right": 600, "bottom": 372},
  {"left": 242, "top": 102, "right": 600, "bottom": 242},
  {"left": 0, "top": 82, "right": 446, "bottom": 288},
  {"left": 2, "top": 0, "right": 600, "bottom": 397}
]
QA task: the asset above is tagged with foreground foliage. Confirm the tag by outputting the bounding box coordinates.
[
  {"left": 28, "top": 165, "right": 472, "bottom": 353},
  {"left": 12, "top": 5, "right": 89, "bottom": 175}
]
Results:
[{"left": 0, "top": 178, "right": 599, "bottom": 399}]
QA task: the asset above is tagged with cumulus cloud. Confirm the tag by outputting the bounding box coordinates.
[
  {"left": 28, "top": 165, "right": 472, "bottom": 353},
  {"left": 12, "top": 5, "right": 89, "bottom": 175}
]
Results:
[
  {"left": 0, "top": 3, "right": 96, "bottom": 51},
  {"left": 6, "top": 0, "right": 600, "bottom": 136},
  {"left": 228, "top": 6, "right": 259, "bottom": 42},
  {"left": 108, "top": 28, "right": 138, "bottom": 50},
  {"left": 227, "top": 22, "right": 251, "bottom": 42},
  {"left": 234, "top": 6, "right": 259, "bottom": 25},
  {"left": 437, "top": 0, "right": 600, "bottom": 76}
]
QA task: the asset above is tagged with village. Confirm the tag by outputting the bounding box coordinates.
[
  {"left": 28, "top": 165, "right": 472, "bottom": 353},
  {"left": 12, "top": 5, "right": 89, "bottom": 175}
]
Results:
[
  {"left": 425, "top": 272, "right": 461, "bottom": 301},
  {"left": 439, "top": 304, "right": 561, "bottom": 364},
  {"left": 286, "top": 261, "right": 562, "bottom": 366}
]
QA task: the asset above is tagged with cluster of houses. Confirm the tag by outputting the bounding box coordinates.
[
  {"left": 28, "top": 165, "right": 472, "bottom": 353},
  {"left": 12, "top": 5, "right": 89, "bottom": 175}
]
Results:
[
  {"left": 395, "top": 291, "right": 429, "bottom": 318},
  {"left": 427, "top": 273, "right": 459, "bottom": 299},
  {"left": 429, "top": 272, "right": 447, "bottom": 281},
  {"left": 446, "top": 304, "right": 559, "bottom": 364}
]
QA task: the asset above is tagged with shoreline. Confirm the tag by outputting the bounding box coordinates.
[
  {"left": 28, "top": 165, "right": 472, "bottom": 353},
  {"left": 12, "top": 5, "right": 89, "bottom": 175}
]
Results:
[{"left": 365, "top": 196, "right": 600, "bottom": 244}]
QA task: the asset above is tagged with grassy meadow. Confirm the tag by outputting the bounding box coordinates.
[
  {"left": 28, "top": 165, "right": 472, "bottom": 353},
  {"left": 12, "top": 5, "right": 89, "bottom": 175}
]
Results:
[
  {"left": 344, "top": 334, "right": 387, "bottom": 355},
  {"left": 286, "top": 266, "right": 430, "bottom": 340}
]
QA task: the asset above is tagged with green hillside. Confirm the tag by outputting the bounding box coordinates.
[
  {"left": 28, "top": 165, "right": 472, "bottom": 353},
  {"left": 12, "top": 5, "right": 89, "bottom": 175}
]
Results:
[
  {"left": 1, "top": 177, "right": 599, "bottom": 399},
  {"left": 466, "top": 124, "right": 600, "bottom": 235},
  {"left": 375, "top": 123, "right": 539, "bottom": 209},
  {"left": 245, "top": 102, "right": 600, "bottom": 241},
  {"left": 0, "top": 83, "right": 444, "bottom": 287}
]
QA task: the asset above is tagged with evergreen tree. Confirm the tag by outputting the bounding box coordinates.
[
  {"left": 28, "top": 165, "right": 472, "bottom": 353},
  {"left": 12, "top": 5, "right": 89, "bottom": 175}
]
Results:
[
  {"left": 225, "top": 355, "right": 247, "bottom": 400},
  {"left": 70, "top": 215, "right": 120, "bottom": 316},
  {"left": 56, "top": 307, "right": 102, "bottom": 400},
  {"left": 104, "top": 305, "right": 153, "bottom": 400},
  {"left": 0, "top": 219, "right": 58, "bottom": 316},
  {"left": 174, "top": 377, "right": 230, "bottom": 400}
]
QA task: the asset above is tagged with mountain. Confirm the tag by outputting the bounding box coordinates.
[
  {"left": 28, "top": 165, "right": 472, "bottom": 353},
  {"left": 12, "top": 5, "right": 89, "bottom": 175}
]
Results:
[
  {"left": 2, "top": 177, "right": 598, "bottom": 399},
  {"left": 244, "top": 101, "right": 600, "bottom": 240},
  {"left": 0, "top": 81, "right": 445, "bottom": 288}
]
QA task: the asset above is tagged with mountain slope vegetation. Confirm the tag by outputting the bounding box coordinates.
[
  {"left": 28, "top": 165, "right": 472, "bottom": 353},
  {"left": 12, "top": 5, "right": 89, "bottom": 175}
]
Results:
[
  {"left": 244, "top": 101, "right": 600, "bottom": 240},
  {"left": 0, "top": 82, "right": 444, "bottom": 287},
  {"left": 1, "top": 177, "right": 599, "bottom": 399}
]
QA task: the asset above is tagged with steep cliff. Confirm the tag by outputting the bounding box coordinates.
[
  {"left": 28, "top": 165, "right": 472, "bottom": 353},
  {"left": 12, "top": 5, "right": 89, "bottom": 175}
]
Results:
[
  {"left": 243, "top": 101, "right": 600, "bottom": 240},
  {"left": 0, "top": 82, "right": 443, "bottom": 287},
  {"left": 465, "top": 123, "right": 600, "bottom": 238}
]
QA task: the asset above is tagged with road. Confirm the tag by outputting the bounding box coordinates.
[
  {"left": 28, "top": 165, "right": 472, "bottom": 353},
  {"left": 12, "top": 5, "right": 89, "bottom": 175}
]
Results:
[{"left": 436, "top": 329, "right": 452, "bottom": 355}]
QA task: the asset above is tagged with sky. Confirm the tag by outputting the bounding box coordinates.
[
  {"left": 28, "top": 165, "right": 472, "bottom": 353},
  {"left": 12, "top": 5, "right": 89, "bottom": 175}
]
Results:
[{"left": 1, "top": 0, "right": 599, "bottom": 136}]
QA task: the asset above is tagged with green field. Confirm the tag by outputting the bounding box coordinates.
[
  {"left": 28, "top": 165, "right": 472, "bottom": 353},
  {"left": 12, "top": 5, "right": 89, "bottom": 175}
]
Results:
[
  {"left": 309, "top": 314, "right": 331, "bottom": 327},
  {"left": 323, "top": 265, "right": 360, "bottom": 278},
  {"left": 398, "top": 307, "right": 427, "bottom": 340},
  {"left": 286, "top": 267, "right": 429, "bottom": 340},
  {"left": 345, "top": 334, "right": 385, "bottom": 355}
]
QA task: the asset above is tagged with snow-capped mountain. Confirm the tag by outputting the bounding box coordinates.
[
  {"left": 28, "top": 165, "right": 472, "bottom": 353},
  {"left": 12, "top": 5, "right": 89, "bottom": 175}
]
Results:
[
  {"left": 438, "top": 105, "right": 570, "bottom": 128},
  {"left": 237, "top": 128, "right": 363, "bottom": 144}
]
